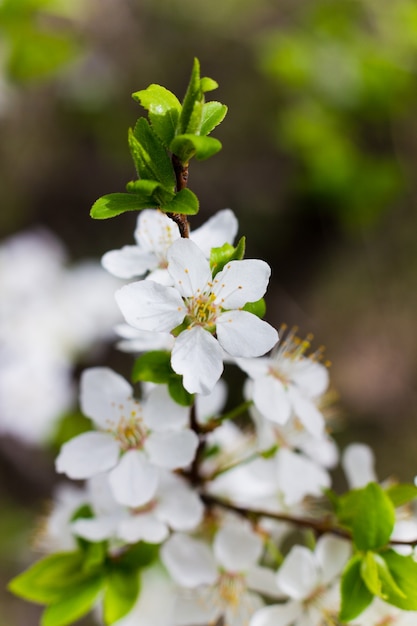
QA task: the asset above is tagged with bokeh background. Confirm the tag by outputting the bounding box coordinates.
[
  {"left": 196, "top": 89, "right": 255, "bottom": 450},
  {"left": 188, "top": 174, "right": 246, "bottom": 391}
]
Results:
[{"left": 1, "top": 0, "right": 417, "bottom": 623}]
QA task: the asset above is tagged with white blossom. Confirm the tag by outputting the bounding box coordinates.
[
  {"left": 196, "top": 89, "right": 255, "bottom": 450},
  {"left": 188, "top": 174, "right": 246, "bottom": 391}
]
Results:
[
  {"left": 116, "top": 238, "right": 278, "bottom": 394},
  {"left": 238, "top": 327, "right": 329, "bottom": 437},
  {"left": 102, "top": 208, "right": 238, "bottom": 282},
  {"left": 250, "top": 535, "right": 351, "bottom": 626},
  {"left": 72, "top": 471, "right": 203, "bottom": 545},
  {"left": 161, "top": 524, "right": 279, "bottom": 626},
  {"left": 55, "top": 367, "right": 198, "bottom": 507}
]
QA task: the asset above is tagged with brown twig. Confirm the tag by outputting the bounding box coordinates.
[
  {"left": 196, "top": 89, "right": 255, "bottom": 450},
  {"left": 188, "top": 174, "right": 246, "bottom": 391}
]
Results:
[{"left": 168, "top": 155, "right": 190, "bottom": 238}]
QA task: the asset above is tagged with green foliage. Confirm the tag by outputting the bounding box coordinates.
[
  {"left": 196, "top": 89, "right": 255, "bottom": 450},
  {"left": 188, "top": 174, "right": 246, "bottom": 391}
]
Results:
[
  {"left": 336, "top": 482, "right": 395, "bottom": 551},
  {"left": 103, "top": 569, "right": 140, "bottom": 625},
  {"left": 91, "top": 58, "right": 227, "bottom": 220},
  {"left": 340, "top": 555, "right": 373, "bottom": 621},
  {"left": 210, "top": 236, "right": 246, "bottom": 276},
  {"left": 258, "top": 0, "right": 417, "bottom": 229},
  {"left": 0, "top": 0, "right": 81, "bottom": 83},
  {"left": 9, "top": 540, "right": 160, "bottom": 625},
  {"left": 132, "top": 351, "right": 194, "bottom": 406},
  {"left": 386, "top": 483, "right": 417, "bottom": 508}
]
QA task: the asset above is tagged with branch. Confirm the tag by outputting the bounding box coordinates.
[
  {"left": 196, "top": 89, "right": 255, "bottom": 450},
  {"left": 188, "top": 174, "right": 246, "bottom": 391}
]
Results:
[{"left": 168, "top": 155, "right": 190, "bottom": 238}]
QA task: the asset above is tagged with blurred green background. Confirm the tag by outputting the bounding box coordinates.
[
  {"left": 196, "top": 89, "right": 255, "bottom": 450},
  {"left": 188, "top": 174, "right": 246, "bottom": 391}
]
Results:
[{"left": 1, "top": 0, "right": 417, "bottom": 623}]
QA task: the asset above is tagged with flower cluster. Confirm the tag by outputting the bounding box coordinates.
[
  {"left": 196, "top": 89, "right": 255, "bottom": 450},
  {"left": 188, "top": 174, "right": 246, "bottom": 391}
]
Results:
[{"left": 10, "top": 63, "right": 417, "bottom": 626}]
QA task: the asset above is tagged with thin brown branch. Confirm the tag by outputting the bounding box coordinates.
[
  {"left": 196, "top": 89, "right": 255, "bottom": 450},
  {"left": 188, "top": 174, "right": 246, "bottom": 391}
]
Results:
[{"left": 168, "top": 154, "right": 190, "bottom": 238}]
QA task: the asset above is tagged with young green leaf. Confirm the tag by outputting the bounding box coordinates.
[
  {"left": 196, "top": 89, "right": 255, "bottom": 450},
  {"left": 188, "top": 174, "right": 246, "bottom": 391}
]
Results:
[
  {"left": 337, "top": 483, "right": 395, "bottom": 551},
  {"left": 379, "top": 550, "right": 417, "bottom": 610},
  {"left": 8, "top": 551, "right": 87, "bottom": 604},
  {"left": 103, "top": 568, "right": 140, "bottom": 625},
  {"left": 178, "top": 58, "right": 202, "bottom": 135},
  {"left": 242, "top": 298, "right": 266, "bottom": 319},
  {"left": 41, "top": 576, "right": 104, "bottom": 626},
  {"left": 168, "top": 376, "right": 194, "bottom": 406},
  {"left": 200, "top": 101, "right": 228, "bottom": 136},
  {"left": 132, "top": 351, "right": 173, "bottom": 384},
  {"left": 116, "top": 542, "right": 159, "bottom": 570},
  {"left": 90, "top": 191, "right": 159, "bottom": 220},
  {"left": 161, "top": 188, "right": 199, "bottom": 215},
  {"left": 132, "top": 84, "right": 181, "bottom": 147},
  {"left": 210, "top": 236, "right": 246, "bottom": 276},
  {"left": 130, "top": 119, "right": 176, "bottom": 189},
  {"left": 386, "top": 483, "right": 417, "bottom": 508},
  {"left": 170, "top": 134, "right": 222, "bottom": 163},
  {"left": 200, "top": 77, "right": 219, "bottom": 93},
  {"left": 339, "top": 554, "right": 374, "bottom": 622},
  {"left": 361, "top": 551, "right": 405, "bottom": 600}
]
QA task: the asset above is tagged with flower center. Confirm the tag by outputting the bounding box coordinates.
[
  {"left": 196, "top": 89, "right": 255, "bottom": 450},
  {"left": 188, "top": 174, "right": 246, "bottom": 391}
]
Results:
[
  {"left": 112, "top": 401, "right": 148, "bottom": 451},
  {"left": 187, "top": 292, "right": 219, "bottom": 328},
  {"left": 216, "top": 571, "right": 246, "bottom": 609}
]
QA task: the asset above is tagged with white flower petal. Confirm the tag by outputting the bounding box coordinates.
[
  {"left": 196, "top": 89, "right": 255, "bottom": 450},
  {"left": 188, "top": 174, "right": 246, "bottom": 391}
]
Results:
[
  {"left": 277, "top": 545, "right": 320, "bottom": 600},
  {"left": 190, "top": 208, "right": 238, "bottom": 256},
  {"left": 217, "top": 310, "right": 278, "bottom": 358},
  {"left": 195, "top": 379, "right": 227, "bottom": 424},
  {"left": 171, "top": 326, "right": 224, "bottom": 394},
  {"left": 157, "top": 476, "right": 203, "bottom": 530},
  {"left": 246, "top": 565, "right": 283, "bottom": 599},
  {"left": 214, "top": 525, "right": 263, "bottom": 572},
  {"left": 55, "top": 432, "right": 119, "bottom": 479},
  {"left": 250, "top": 601, "right": 302, "bottom": 626},
  {"left": 167, "top": 239, "right": 212, "bottom": 297},
  {"left": 213, "top": 259, "right": 271, "bottom": 309},
  {"left": 80, "top": 367, "right": 133, "bottom": 428},
  {"left": 275, "top": 448, "right": 331, "bottom": 506},
  {"left": 288, "top": 388, "right": 324, "bottom": 437},
  {"left": 135, "top": 209, "right": 180, "bottom": 255},
  {"left": 235, "top": 357, "right": 271, "bottom": 379},
  {"left": 145, "top": 429, "right": 198, "bottom": 469},
  {"left": 72, "top": 516, "right": 119, "bottom": 541},
  {"left": 108, "top": 450, "right": 158, "bottom": 507},
  {"left": 161, "top": 533, "right": 217, "bottom": 587},
  {"left": 116, "top": 280, "right": 185, "bottom": 332},
  {"left": 315, "top": 535, "right": 351, "bottom": 585},
  {"left": 143, "top": 385, "right": 189, "bottom": 431},
  {"left": 252, "top": 376, "right": 292, "bottom": 425},
  {"left": 118, "top": 513, "right": 168, "bottom": 544},
  {"left": 101, "top": 246, "right": 155, "bottom": 279},
  {"left": 290, "top": 359, "right": 329, "bottom": 398},
  {"left": 342, "top": 443, "right": 377, "bottom": 489}
]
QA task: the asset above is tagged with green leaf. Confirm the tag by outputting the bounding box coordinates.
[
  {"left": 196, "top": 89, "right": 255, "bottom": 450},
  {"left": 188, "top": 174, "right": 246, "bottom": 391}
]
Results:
[
  {"left": 200, "top": 101, "right": 228, "bottom": 136},
  {"left": 161, "top": 188, "right": 199, "bottom": 216},
  {"left": 132, "top": 351, "right": 173, "bottom": 384},
  {"left": 386, "top": 483, "right": 417, "bottom": 508},
  {"left": 170, "top": 134, "right": 222, "bottom": 163},
  {"left": 90, "top": 191, "right": 159, "bottom": 220},
  {"left": 168, "top": 376, "right": 194, "bottom": 406},
  {"left": 200, "top": 77, "right": 219, "bottom": 93},
  {"left": 337, "top": 488, "right": 363, "bottom": 527},
  {"left": 126, "top": 179, "right": 174, "bottom": 205},
  {"left": 210, "top": 236, "right": 246, "bottom": 276},
  {"left": 132, "top": 84, "right": 181, "bottom": 146},
  {"left": 83, "top": 541, "right": 107, "bottom": 572},
  {"left": 103, "top": 568, "right": 140, "bottom": 625},
  {"left": 8, "top": 551, "right": 87, "bottom": 604},
  {"left": 352, "top": 483, "right": 395, "bottom": 551},
  {"left": 361, "top": 551, "right": 406, "bottom": 601},
  {"left": 339, "top": 555, "right": 374, "bottom": 622},
  {"left": 178, "top": 58, "right": 202, "bottom": 135},
  {"left": 242, "top": 298, "right": 266, "bottom": 319},
  {"left": 41, "top": 575, "right": 104, "bottom": 626},
  {"left": 379, "top": 550, "right": 417, "bottom": 610},
  {"left": 130, "top": 119, "right": 175, "bottom": 189},
  {"left": 116, "top": 542, "right": 159, "bottom": 570}
]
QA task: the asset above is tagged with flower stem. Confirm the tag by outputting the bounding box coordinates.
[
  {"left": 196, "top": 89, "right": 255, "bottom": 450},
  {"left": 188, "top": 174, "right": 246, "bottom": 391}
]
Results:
[{"left": 168, "top": 154, "right": 190, "bottom": 238}]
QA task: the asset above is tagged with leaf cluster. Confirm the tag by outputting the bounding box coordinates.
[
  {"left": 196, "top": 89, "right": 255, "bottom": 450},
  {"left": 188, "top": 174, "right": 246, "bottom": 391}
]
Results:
[
  {"left": 8, "top": 539, "right": 158, "bottom": 626},
  {"left": 332, "top": 481, "right": 417, "bottom": 621},
  {"left": 91, "top": 58, "right": 227, "bottom": 220}
]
